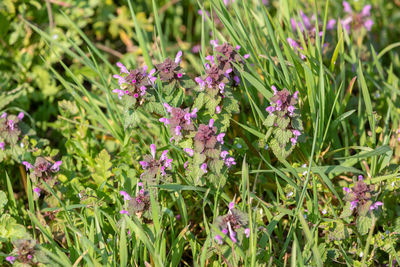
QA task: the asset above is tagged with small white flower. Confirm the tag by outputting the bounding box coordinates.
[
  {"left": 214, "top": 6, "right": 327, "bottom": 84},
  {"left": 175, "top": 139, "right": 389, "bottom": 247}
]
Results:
[
  {"left": 20, "top": 142, "right": 24, "bottom": 148},
  {"left": 359, "top": 252, "right": 364, "bottom": 258},
  {"left": 264, "top": 144, "right": 269, "bottom": 150},
  {"left": 237, "top": 143, "right": 242, "bottom": 148},
  {"left": 287, "top": 191, "right": 293, "bottom": 197},
  {"left": 322, "top": 209, "right": 327, "bottom": 215},
  {"left": 52, "top": 34, "right": 59, "bottom": 40}
]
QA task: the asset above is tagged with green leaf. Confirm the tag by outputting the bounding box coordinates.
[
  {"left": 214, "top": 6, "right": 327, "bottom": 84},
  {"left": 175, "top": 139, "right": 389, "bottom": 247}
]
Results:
[
  {"left": 327, "top": 220, "right": 350, "bottom": 241},
  {"left": 0, "top": 191, "right": 7, "bottom": 212},
  {"left": 340, "top": 202, "right": 354, "bottom": 218},
  {"left": 263, "top": 114, "right": 276, "bottom": 127},
  {"left": 91, "top": 149, "right": 112, "bottom": 186},
  {"left": 193, "top": 92, "right": 205, "bottom": 111},
  {"left": 356, "top": 215, "right": 373, "bottom": 235},
  {"left": 276, "top": 116, "right": 290, "bottom": 129}
]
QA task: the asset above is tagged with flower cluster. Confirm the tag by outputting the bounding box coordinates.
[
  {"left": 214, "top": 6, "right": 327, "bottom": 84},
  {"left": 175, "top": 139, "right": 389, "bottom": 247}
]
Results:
[
  {"left": 22, "top": 157, "right": 62, "bottom": 199},
  {"left": 155, "top": 51, "right": 183, "bottom": 82},
  {"left": 195, "top": 42, "right": 247, "bottom": 94},
  {"left": 287, "top": 11, "right": 335, "bottom": 59},
  {"left": 112, "top": 62, "right": 156, "bottom": 101},
  {"left": 343, "top": 176, "right": 383, "bottom": 216},
  {"left": 139, "top": 144, "right": 172, "bottom": 183},
  {"left": 341, "top": 1, "right": 373, "bottom": 32},
  {"left": 0, "top": 112, "right": 24, "bottom": 151},
  {"left": 6, "top": 239, "right": 40, "bottom": 266},
  {"left": 263, "top": 86, "right": 303, "bottom": 159},
  {"left": 120, "top": 182, "right": 151, "bottom": 218},
  {"left": 192, "top": 119, "right": 227, "bottom": 173},
  {"left": 213, "top": 201, "right": 250, "bottom": 244},
  {"left": 159, "top": 103, "right": 197, "bottom": 142}
]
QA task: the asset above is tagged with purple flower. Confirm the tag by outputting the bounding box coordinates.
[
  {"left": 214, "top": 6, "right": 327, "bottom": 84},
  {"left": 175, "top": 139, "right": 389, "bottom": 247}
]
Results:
[
  {"left": 244, "top": 228, "right": 250, "bottom": 238},
  {"left": 0, "top": 142, "right": 5, "bottom": 150},
  {"left": 184, "top": 148, "right": 194, "bottom": 157},
  {"left": 159, "top": 117, "right": 170, "bottom": 126},
  {"left": 120, "top": 210, "right": 129, "bottom": 215},
  {"left": 214, "top": 234, "right": 223, "bottom": 244},
  {"left": 22, "top": 161, "right": 34, "bottom": 170},
  {"left": 370, "top": 201, "right": 383, "bottom": 210},
  {"left": 50, "top": 161, "right": 62, "bottom": 172},
  {"left": 155, "top": 53, "right": 183, "bottom": 82},
  {"left": 224, "top": 157, "right": 236, "bottom": 167},
  {"left": 220, "top": 151, "right": 229, "bottom": 159},
  {"left": 33, "top": 187, "right": 41, "bottom": 197},
  {"left": 6, "top": 256, "right": 16, "bottom": 264},
  {"left": 215, "top": 106, "right": 221, "bottom": 114},
  {"left": 17, "top": 112, "right": 24, "bottom": 120},
  {"left": 163, "top": 107, "right": 196, "bottom": 141},
  {"left": 327, "top": 19, "right": 336, "bottom": 30},
  {"left": 112, "top": 63, "right": 155, "bottom": 101},
  {"left": 229, "top": 202, "right": 235, "bottom": 210},
  {"left": 216, "top": 133, "right": 225, "bottom": 144},
  {"left": 343, "top": 187, "right": 350, "bottom": 194},
  {"left": 192, "top": 44, "right": 201, "bottom": 53},
  {"left": 140, "top": 144, "right": 173, "bottom": 181},
  {"left": 120, "top": 191, "right": 132, "bottom": 201},
  {"left": 341, "top": 1, "right": 373, "bottom": 31},
  {"left": 350, "top": 200, "right": 359, "bottom": 210},
  {"left": 200, "top": 163, "right": 208, "bottom": 173}
]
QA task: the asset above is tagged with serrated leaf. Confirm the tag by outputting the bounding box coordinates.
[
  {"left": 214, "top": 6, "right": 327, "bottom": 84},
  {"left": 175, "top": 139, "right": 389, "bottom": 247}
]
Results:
[
  {"left": 274, "top": 128, "right": 292, "bottom": 145},
  {"left": 164, "top": 88, "right": 184, "bottom": 107},
  {"left": 91, "top": 149, "right": 112, "bottom": 185},
  {"left": 178, "top": 75, "right": 196, "bottom": 89},
  {"left": 340, "top": 202, "right": 354, "bottom": 218},
  {"left": 263, "top": 115, "right": 276, "bottom": 127},
  {"left": 205, "top": 95, "right": 220, "bottom": 114},
  {"left": 327, "top": 220, "right": 350, "bottom": 241},
  {"left": 193, "top": 92, "right": 205, "bottom": 111},
  {"left": 276, "top": 116, "right": 290, "bottom": 129},
  {"left": 0, "top": 191, "right": 7, "bottom": 212},
  {"left": 356, "top": 215, "right": 373, "bottom": 235}
]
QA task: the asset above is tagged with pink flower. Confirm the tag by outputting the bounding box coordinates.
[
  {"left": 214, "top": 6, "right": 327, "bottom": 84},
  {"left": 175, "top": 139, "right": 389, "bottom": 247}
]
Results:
[
  {"left": 200, "top": 163, "right": 208, "bottom": 173},
  {"left": 22, "top": 161, "right": 34, "bottom": 170},
  {"left": 184, "top": 148, "right": 194, "bottom": 157},
  {"left": 50, "top": 161, "right": 62, "bottom": 172},
  {"left": 18, "top": 112, "right": 24, "bottom": 120},
  {"left": 0, "top": 142, "right": 5, "bottom": 151},
  {"left": 214, "top": 234, "right": 223, "bottom": 244},
  {"left": 6, "top": 256, "right": 16, "bottom": 264},
  {"left": 370, "top": 201, "right": 383, "bottom": 210},
  {"left": 175, "top": 51, "right": 183, "bottom": 64},
  {"left": 350, "top": 200, "right": 359, "bottom": 210},
  {"left": 33, "top": 187, "right": 41, "bottom": 197},
  {"left": 116, "top": 62, "right": 129, "bottom": 74},
  {"left": 120, "top": 191, "right": 132, "bottom": 201},
  {"left": 217, "top": 133, "right": 225, "bottom": 144},
  {"left": 120, "top": 210, "right": 129, "bottom": 215},
  {"left": 244, "top": 228, "right": 250, "bottom": 238}
]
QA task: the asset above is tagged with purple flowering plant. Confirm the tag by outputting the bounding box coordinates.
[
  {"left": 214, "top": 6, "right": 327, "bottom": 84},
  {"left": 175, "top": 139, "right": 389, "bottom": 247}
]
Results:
[
  {"left": 212, "top": 200, "right": 250, "bottom": 245},
  {"left": 263, "top": 86, "right": 303, "bottom": 159},
  {"left": 342, "top": 176, "right": 383, "bottom": 217},
  {"left": 341, "top": 1, "right": 373, "bottom": 32},
  {"left": 22, "top": 157, "right": 62, "bottom": 199}
]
